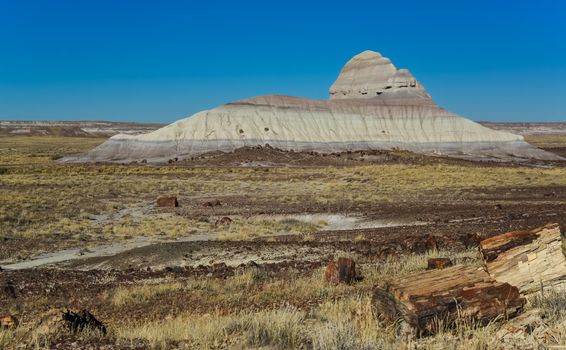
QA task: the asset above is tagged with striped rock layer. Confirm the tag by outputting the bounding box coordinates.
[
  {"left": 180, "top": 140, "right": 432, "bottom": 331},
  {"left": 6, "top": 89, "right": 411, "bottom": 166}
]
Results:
[{"left": 68, "top": 51, "right": 562, "bottom": 163}]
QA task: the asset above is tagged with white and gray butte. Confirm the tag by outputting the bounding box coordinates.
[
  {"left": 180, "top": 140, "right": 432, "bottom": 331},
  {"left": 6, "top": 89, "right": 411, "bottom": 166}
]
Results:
[{"left": 69, "top": 50, "right": 562, "bottom": 162}]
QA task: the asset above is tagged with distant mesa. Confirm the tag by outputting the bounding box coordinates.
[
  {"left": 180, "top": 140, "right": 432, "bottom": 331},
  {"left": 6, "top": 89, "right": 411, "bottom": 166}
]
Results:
[{"left": 65, "top": 50, "right": 563, "bottom": 163}]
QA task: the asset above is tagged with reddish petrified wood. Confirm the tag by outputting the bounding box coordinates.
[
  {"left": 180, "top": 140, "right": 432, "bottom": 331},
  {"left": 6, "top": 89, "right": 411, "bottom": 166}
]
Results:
[
  {"left": 427, "top": 258, "right": 453, "bottom": 270},
  {"left": 156, "top": 196, "right": 179, "bottom": 208},
  {"left": 480, "top": 223, "right": 566, "bottom": 294},
  {"left": 0, "top": 314, "right": 19, "bottom": 330},
  {"left": 373, "top": 265, "right": 525, "bottom": 336},
  {"left": 215, "top": 216, "right": 233, "bottom": 226},
  {"left": 325, "top": 258, "right": 356, "bottom": 284}
]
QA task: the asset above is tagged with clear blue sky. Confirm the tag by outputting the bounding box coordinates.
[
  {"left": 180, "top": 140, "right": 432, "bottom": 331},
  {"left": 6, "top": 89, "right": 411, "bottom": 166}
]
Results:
[{"left": 1, "top": 0, "right": 565, "bottom": 123}]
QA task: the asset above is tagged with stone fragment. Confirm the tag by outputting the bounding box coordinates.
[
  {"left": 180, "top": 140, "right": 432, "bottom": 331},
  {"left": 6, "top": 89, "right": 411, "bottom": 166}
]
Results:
[
  {"left": 427, "top": 258, "right": 453, "bottom": 269},
  {"left": 0, "top": 314, "right": 18, "bottom": 329},
  {"left": 325, "top": 258, "right": 356, "bottom": 284},
  {"left": 156, "top": 196, "right": 178, "bottom": 207}
]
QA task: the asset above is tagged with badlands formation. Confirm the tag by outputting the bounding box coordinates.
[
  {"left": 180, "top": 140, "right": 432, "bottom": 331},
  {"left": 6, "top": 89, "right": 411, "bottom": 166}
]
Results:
[{"left": 72, "top": 51, "right": 561, "bottom": 162}]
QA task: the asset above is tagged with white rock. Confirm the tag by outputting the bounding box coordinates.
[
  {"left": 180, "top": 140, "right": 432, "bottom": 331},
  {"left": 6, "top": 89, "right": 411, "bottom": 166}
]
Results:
[{"left": 66, "top": 51, "right": 563, "bottom": 163}]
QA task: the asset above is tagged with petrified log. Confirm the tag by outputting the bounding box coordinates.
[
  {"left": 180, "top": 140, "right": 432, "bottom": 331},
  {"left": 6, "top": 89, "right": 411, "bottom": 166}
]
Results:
[
  {"left": 325, "top": 258, "right": 356, "bottom": 284},
  {"left": 373, "top": 265, "right": 524, "bottom": 336},
  {"left": 427, "top": 258, "right": 453, "bottom": 270},
  {"left": 156, "top": 196, "right": 178, "bottom": 207},
  {"left": 480, "top": 223, "right": 566, "bottom": 294}
]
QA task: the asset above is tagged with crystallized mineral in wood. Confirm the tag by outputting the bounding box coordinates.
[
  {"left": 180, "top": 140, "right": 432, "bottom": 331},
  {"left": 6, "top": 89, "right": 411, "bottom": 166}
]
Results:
[
  {"left": 372, "top": 265, "right": 525, "bottom": 336},
  {"left": 480, "top": 223, "right": 566, "bottom": 294}
]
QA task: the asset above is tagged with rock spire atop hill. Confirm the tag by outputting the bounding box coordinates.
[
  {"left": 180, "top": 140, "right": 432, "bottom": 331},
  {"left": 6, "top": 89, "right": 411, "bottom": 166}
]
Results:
[
  {"left": 329, "top": 50, "right": 431, "bottom": 102},
  {"left": 65, "top": 50, "right": 563, "bottom": 163}
]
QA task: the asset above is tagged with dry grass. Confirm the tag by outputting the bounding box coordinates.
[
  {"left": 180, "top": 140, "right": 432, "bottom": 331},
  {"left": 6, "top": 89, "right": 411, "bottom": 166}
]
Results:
[
  {"left": 526, "top": 134, "right": 566, "bottom": 149},
  {"left": 107, "top": 249, "right": 488, "bottom": 349},
  {"left": 112, "top": 282, "right": 184, "bottom": 307},
  {"left": 110, "top": 262, "right": 566, "bottom": 350},
  {"left": 3, "top": 135, "right": 566, "bottom": 257}
]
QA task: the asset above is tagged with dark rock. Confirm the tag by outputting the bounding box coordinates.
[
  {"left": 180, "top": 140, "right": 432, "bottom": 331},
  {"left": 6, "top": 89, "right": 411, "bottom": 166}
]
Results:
[
  {"left": 62, "top": 310, "right": 106, "bottom": 335},
  {"left": 215, "top": 216, "right": 233, "bottom": 226},
  {"left": 2, "top": 284, "right": 16, "bottom": 299},
  {"left": 325, "top": 258, "right": 356, "bottom": 284},
  {"left": 202, "top": 199, "right": 222, "bottom": 207},
  {"left": 165, "top": 266, "right": 184, "bottom": 273}
]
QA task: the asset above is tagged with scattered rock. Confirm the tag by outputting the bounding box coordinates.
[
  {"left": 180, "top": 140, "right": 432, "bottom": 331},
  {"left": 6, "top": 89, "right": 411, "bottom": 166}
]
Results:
[
  {"left": 427, "top": 258, "right": 453, "bottom": 270},
  {"left": 237, "top": 260, "right": 268, "bottom": 279},
  {"left": 325, "top": 257, "right": 356, "bottom": 284},
  {"left": 0, "top": 314, "right": 18, "bottom": 329},
  {"left": 423, "top": 235, "right": 438, "bottom": 251},
  {"left": 2, "top": 284, "right": 17, "bottom": 299},
  {"left": 156, "top": 196, "right": 179, "bottom": 207},
  {"left": 62, "top": 309, "right": 107, "bottom": 335},
  {"left": 215, "top": 216, "right": 233, "bottom": 226},
  {"left": 202, "top": 199, "right": 222, "bottom": 207},
  {"left": 165, "top": 266, "right": 184, "bottom": 273}
]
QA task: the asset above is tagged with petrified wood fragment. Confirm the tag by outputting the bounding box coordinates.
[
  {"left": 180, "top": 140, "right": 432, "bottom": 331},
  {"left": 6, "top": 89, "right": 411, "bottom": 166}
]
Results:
[
  {"left": 427, "top": 258, "right": 453, "bottom": 270},
  {"left": 156, "top": 196, "right": 178, "bottom": 208},
  {"left": 325, "top": 258, "right": 356, "bottom": 284},
  {"left": 0, "top": 314, "right": 18, "bottom": 329},
  {"left": 373, "top": 265, "right": 524, "bottom": 336},
  {"left": 480, "top": 223, "right": 566, "bottom": 294}
]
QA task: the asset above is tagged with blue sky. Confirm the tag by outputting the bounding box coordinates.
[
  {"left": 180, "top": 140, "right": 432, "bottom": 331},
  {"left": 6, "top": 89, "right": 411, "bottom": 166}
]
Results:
[{"left": 0, "top": 0, "right": 565, "bottom": 123}]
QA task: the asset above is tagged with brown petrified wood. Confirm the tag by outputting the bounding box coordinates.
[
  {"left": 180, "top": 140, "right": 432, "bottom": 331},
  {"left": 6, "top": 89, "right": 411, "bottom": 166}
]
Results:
[
  {"left": 325, "top": 258, "right": 356, "bottom": 284},
  {"left": 0, "top": 314, "right": 19, "bottom": 329},
  {"left": 372, "top": 265, "right": 525, "bottom": 336},
  {"left": 156, "top": 196, "right": 179, "bottom": 208},
  {"left": 479, "top": 223, "right": 566, "bottom": 294},
  {"left": 427, "top": 258, "right": 453, "bottom": 270}
]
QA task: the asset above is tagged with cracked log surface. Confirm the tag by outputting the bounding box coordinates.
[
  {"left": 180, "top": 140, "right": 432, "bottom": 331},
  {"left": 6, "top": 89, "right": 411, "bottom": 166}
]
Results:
[
  {"left": 372, "top": 265, "right": 525, "bottom": 336},
  {"left": 480, "top": 223, "right": 566, "bottom": 294}
]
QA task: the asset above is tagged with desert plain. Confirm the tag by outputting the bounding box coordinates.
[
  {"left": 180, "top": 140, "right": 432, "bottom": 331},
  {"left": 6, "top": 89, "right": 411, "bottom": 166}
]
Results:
[{"left": 1, "top": 123, "right": 566, "bottom": 349}]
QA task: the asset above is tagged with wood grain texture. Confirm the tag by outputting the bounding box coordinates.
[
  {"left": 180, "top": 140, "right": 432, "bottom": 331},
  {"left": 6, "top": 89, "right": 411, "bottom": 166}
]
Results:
[
  {"left": 373, "top": 265, "right": 525, "bottom": 335},
  {"left": 480, "top": 223, "right": 566, "bottom": 294}
]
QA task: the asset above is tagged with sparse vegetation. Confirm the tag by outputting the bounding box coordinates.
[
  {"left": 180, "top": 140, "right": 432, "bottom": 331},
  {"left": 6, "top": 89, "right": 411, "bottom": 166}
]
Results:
[
  {"left": 2, "top": 136, "right": 566, "bottom": 260},
  {"left": 3, "top": 135, "right": 566, "bottom": 349}
]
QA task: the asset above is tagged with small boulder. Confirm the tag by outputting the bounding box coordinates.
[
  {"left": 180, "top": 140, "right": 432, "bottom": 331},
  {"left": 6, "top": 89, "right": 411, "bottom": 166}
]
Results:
[
  {"left": 427, "top": 258, "right": 453, "bottom": 270},
  {"left": 0, "top": 314, "right": 18, "bottom": 330},
  {"left": 325, "top": 258, "right": 356, "bottom": 284},
  {"left": 215, "top": 216, "right": 233, "bottom": 226},
  {"left": 156, "top": 196, "right": 178, "bottom": 208},
  {"left": 2, "top": 284, "right": 17, "bottom": 299},
  {"left": 202, "top": 199, "right": 222, "bottom": 207}
]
